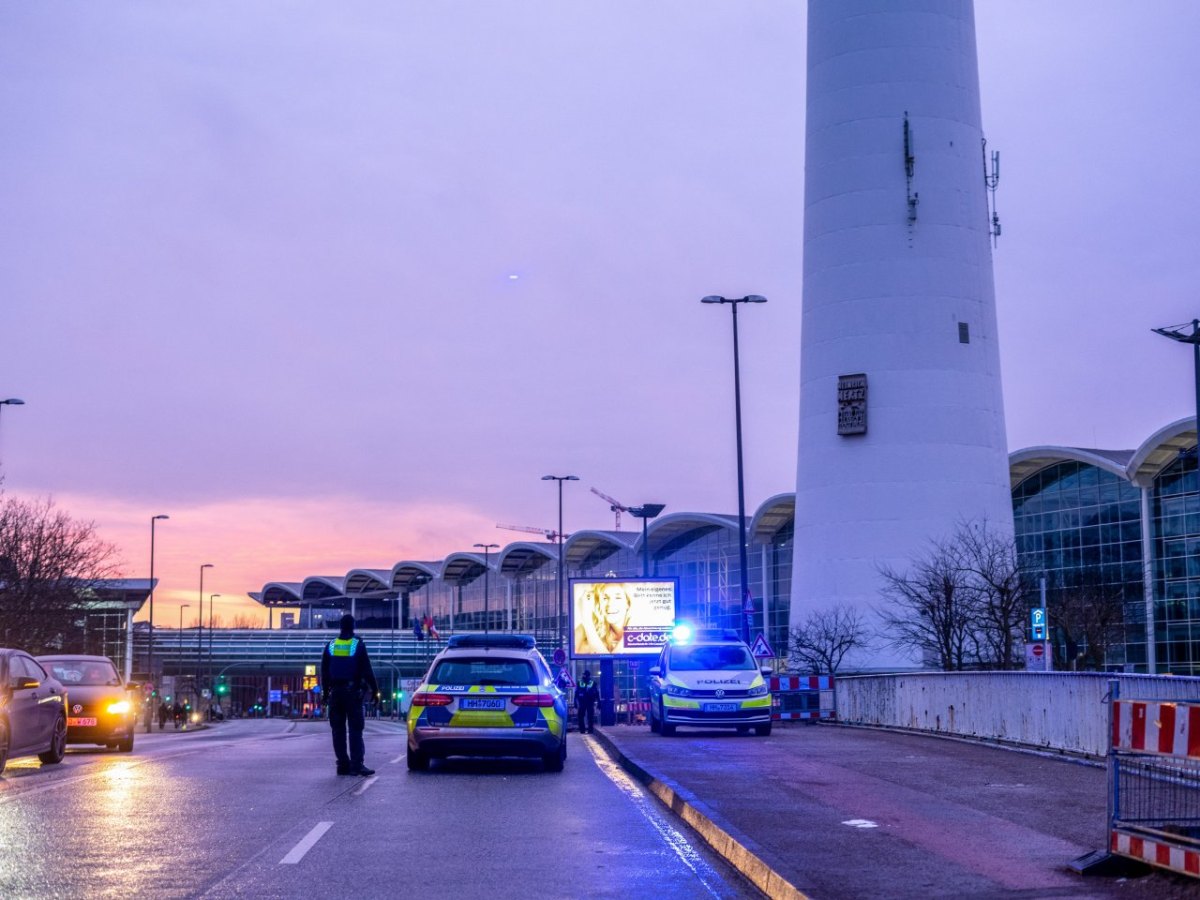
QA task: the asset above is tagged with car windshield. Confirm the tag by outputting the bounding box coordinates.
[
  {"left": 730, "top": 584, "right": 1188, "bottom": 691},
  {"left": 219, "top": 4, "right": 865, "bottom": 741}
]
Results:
[
  {"left": 46, "top": 659, "right": 121, "bottom": 686},
  {"left": 431, "top": 657, "right": 536, "bottom": 686},
  {"left": 669, "top": 645, "right": 756, "bottom": 672}
]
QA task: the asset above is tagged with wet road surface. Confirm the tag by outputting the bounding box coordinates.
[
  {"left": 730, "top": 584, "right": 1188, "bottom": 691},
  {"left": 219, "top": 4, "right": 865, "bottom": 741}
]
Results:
[{"left": 0, "top": 719, "right": 755, "bottom": 899}]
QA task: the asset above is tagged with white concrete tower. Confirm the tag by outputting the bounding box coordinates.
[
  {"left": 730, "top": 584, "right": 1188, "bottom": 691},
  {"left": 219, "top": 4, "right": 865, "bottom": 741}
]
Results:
[{"left": 791, "top": 0, "right": 1012, "bottom": 669}]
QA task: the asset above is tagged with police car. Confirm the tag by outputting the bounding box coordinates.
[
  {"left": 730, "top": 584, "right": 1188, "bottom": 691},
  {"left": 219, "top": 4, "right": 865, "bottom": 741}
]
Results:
[
  {"left": 406, "top": 634, "right": 568, "bottom": 771},
  {"left": 648, "top": 627, "right": 772, "bottom": 736}
]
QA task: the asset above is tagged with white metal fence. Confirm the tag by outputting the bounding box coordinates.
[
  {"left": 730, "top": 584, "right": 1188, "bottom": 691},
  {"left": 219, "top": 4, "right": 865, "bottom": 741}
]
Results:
[{"left": 836, "top": 672, "right": 1200, "bottom": 758}]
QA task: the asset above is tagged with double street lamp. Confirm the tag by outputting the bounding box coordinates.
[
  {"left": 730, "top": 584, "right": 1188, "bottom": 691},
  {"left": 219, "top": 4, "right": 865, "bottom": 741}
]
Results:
[
  {"left": 473, "top": 543, "right": 499, "bottom": 635},
  {"left": 702, "top": 294, "right": 767, "bottom": 642},
  {"left": 541, "top": 474, "right": 579, "bottom": 648},
  {"left": 629, "top": 504, "right": 667, "bottom": 577}
]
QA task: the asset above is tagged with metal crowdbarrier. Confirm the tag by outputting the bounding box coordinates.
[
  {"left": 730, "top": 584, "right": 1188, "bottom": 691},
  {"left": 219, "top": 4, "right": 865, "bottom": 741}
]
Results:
[
  {"left": 1107, "top": 680, "right": 1200, "bottom": 879},
  {"left": 770, "top": 675, "right": 836, "bottom": 721}
]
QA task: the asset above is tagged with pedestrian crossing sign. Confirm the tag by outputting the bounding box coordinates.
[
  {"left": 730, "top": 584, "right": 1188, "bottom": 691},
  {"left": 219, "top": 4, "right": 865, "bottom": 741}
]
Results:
[{"left": 750, "top": 633, "right": 775, "bottom": 659}]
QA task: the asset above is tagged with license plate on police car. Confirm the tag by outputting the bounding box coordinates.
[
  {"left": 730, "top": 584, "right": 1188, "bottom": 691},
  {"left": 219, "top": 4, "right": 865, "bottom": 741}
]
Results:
[
  {"left": 702, "top": 703, "right": 738, "bottom": 713},
  {"left": 68, "top": 717, "right": 97, "bottom": 727},
  {"left": 459, "top": 697, "right": 506, "bottom": 711}
]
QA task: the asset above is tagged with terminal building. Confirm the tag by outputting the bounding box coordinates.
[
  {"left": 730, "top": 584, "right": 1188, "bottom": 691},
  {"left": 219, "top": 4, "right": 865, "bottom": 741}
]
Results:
[{"left": 240, "top": 419, "right": 1200, "bottom": 678}]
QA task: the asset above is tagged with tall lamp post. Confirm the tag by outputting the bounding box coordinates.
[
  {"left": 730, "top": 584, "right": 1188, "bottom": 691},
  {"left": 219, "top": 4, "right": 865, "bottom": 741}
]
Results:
[
  {"left": 178, "top": 604, "right": 190, "bottom": 675},
  {"left": 542, "top": 474, "right": 579, "bottom": 648},
  {"left": 702, "top": 294, "right": 767, "bottom": 641},
  {"left": 147, "top": 514, "right": 170, "bottom": 685},
  {"left": 198, "top": 563, "right": 213, "bottom": 688},
  {"left": 473, "top": 543, "right": 499, "bottom": 635},
  {"left": 1149, "top": 318, "right": 1200, "bottom": 674},
  {"left": 629, "top": 505, "right": 667, "bottom": 577},
  {"left": 208, "top": 593, "right": 220, "bottom": 711}
]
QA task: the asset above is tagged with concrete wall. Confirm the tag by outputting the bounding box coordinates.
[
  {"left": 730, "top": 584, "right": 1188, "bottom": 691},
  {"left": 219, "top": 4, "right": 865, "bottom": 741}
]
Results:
[{"left": 836, "top": 672, "right": 1200, "bottom": 758}]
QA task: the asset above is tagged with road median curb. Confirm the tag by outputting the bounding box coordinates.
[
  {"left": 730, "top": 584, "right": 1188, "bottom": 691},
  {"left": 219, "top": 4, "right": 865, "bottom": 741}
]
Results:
[{"left": 592, "top": 730, "right": 809, "bottom": 900}]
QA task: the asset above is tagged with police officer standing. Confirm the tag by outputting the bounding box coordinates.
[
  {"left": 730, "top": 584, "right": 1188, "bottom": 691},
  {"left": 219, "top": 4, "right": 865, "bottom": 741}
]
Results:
[
  {"left": 576, "top": 669, "right": 599, "bottom": 734},
  {"left": 320, "top": 613, "right": 379, "bottom": 776}
]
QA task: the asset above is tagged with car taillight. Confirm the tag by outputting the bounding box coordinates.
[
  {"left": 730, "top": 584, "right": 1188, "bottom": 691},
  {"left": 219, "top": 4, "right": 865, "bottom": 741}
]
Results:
[
  {"left": 412, "top": 693, "right": 452, "bottom": 707},
  {"left": 511, "top": 694, "right": 555, "bottom": 707}
]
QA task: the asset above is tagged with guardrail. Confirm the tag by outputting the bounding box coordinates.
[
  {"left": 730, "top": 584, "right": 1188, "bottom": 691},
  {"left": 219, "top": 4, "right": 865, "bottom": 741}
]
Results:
[{"left": 836, "top": 672, "right": 1200, "bottom": 758}]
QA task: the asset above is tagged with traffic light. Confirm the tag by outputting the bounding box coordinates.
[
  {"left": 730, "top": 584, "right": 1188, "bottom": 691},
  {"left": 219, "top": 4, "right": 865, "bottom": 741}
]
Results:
[{"left": 216, "top": 677, "right": 228, "bottom": 696}]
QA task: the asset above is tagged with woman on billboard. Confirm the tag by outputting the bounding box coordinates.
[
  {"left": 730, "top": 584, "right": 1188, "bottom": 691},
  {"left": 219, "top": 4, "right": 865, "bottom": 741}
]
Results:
[{"left": 574, "top": 582, "right": 632, "bottom": 655}]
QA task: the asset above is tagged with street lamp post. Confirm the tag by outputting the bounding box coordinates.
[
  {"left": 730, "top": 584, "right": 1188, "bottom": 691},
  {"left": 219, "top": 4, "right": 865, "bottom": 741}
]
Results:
[
  {"left": 147, "top": 514, "right": 170, "bottom": 686},
  {"left": 208, "top": 593, "right": 220, "bottom": 711},
  {"left": 473, "top": 544, "right": 499, "bottom": 635},
  {"left": 178, "top": 604, "right": 190, "bottom": 670},
  {"left": 629, "top": 505, "right": 667, "bottom": 577},
  {"left": 542, "top": 474, "right": 579, "bottom": 648},
  {"left": 702, "top": 294, "right": 767, "bottom": 642},
  {"left": 198, "top": 563, "right": 213, "bottom": 689}
]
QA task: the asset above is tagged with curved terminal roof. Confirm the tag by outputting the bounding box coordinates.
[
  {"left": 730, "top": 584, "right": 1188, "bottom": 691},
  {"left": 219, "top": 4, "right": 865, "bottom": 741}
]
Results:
[
  {"left": 1129, "top": 417, "right": 1196, "bottom": 486},
  {"left": 344, "top": 569, "right": 394, "bottom": 597},
  {"left": 643, "top": 512, "right": 738, "bottom": 559},
  {"left": 301, "top": 576, "right": 347, "bottom": 603},
  {"left": 564, "top": 529, "right": 637, "bottom": 570},
  {"left": 390, "top": 561, "right": 440, "bottom": 592},
  {"left": 1008, "top": 447, "right": 1131, "bottom": 489},
  {"left": 260, "top": 582, "right": 304, "bottom": 606},
  {"left": 499, "top": 541, "right": 558, "bottom": 577},
  {"left": 440, "top": 552, "right": 489, "bottom": 586},
  {"left": 750, "top": 493, "right": 795, "bottom": 544}
]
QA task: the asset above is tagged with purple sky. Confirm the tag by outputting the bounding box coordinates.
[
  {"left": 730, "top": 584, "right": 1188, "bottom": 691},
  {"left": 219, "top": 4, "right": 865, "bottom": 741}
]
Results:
[{"left": 2, "top": 2, "right": 1199, "bottom": 620}]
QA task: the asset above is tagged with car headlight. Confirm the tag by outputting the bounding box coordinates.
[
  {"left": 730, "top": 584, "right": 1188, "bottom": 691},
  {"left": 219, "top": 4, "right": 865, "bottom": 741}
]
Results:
[
  {"left": 106, "top": 700, "right": 131, "bottom": 715},
  {"left": 747, "top": 684, "right": 768, "bottom": 697},
  {"left": 665, "top": 685, "right": 691, "bottom": 697}
]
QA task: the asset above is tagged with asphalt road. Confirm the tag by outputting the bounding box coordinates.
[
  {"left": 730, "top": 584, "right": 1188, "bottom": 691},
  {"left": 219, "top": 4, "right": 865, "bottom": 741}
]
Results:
[
  {"left": 601, "top": 723, "right": 1200, "bottom": 900},
  {"left": 0, "top": 719, "right": 755, "bottom": 899}
]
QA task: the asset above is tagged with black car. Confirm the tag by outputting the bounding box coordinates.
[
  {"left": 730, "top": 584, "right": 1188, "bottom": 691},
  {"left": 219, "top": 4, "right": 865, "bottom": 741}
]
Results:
[
  {"left": 37, "top": 655, "right": 137, "bottom": 752},
  {"left": 0, "top": 648, "right": 68, "bottom": 775}
]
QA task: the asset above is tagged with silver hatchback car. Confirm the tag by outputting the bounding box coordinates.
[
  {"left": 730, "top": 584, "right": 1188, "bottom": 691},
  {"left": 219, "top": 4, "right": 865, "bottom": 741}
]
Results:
[{"left": 406, "top": 635, "right": 567, "bottom": 772}]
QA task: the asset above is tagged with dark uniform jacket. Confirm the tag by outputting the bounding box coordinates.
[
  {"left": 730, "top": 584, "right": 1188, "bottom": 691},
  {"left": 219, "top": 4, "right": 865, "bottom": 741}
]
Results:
[{"left": 320, "top": 636, "right": 380, "bottom": 698}]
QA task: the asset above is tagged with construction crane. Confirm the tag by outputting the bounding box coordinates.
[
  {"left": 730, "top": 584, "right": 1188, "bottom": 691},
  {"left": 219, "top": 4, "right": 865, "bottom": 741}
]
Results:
[
  {"left": 590, "top": 487, "right": 630, "bottom": 530},
  {"left": 496, "top": 523, "right": 564, "bottom": 542}
]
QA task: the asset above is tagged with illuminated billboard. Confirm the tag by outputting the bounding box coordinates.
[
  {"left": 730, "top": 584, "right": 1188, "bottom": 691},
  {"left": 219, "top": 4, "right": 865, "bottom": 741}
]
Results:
[{"left": 569, "top": 578, "right": 678, "bottom": 658}]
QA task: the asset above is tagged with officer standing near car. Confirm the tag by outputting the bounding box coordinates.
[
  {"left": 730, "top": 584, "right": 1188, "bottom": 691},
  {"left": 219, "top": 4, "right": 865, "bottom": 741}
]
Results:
[
  {"left": 320, "top": 613, "right": 379, "bottom": 776},
  {"left": 576, "top": 669, "right": 600, "bottom": 734}
]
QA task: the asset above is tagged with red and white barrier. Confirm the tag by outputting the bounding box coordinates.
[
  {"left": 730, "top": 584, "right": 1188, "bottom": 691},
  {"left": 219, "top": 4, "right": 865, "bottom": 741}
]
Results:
[
  {"left": 1112, "top": 700, "right": 1200, "bottom": 760},
  {"left": 1112, "top": 830, "right": 1200, "bottom": 878},
  {"left": 770, "top": 674, "right": 836, "bottom": 721}
]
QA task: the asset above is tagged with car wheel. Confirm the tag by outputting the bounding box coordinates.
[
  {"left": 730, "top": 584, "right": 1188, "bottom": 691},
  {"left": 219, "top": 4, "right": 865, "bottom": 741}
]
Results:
[
  {"left": 659, "top": 702, "right": 676, "bottom": 736},
  {"left": 0, "top": 719, "right": 9, "bottom": 775},
  {"left": 544, "top": 739, "right": 566, "bottom": 773},
  {"left": 649, "top": 704, "right": 661, "bottom": 733},
  {"left": 754, "top": 723, "right": 772, "bottom": 737},
  {"left": 406, "top": 743, "right": 429, "bottom": 772},
  {"left": 39, "top": 714, "right": 67, "bottom": 764},
  {"left": 117, "top": 735, "right": 134, "bottom": 753}
]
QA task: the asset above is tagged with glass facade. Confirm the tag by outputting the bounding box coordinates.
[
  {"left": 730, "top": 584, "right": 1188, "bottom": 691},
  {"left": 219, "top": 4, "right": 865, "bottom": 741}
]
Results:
[
  {"left": 1012, "top": 461, "right": 1145, "bottom": 671},
  {"left": 1152, "top": 452, "right": 1200, "bottom": 674}
]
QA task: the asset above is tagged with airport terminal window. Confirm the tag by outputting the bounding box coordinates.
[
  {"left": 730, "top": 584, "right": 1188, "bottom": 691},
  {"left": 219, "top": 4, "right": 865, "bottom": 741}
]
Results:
[
  {"left": 1013, "top": 461, "right": 1144, "bottom": 670},
  {"left": 1153, "top": 452, "right": 1200, "bottom": 674}
]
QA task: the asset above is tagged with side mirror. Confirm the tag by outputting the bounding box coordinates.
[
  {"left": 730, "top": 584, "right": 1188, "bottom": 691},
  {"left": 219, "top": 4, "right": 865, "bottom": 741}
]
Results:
[
  {"left": 648, "top": 666, "right": 662, "bottom": 677},
  {"left": 15, "top": 676, "right": 40, "bottom": 690},
  {"left": 760, "top": 666, "right": 772, "bottom": 677}
]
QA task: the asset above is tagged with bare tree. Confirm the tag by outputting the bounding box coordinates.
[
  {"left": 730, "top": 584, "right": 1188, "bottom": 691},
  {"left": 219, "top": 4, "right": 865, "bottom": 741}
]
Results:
[
  {"left": 1051, "top": 569, "right": 1127, "bottom": 670},
  {"left": 954, "top": 519, "right": 1027, "bottom": 669},
  {"left": 230, "top": 613, "right": 262, "bottom": 629},
  {"left": 877, "top": 537, "right": 975, "bottom": 670},
  {"left": 788, "top": 605, "right": 869, "bottom": 674},
  {"left": 0, "top": 494, "right": 121, "bottom": 653}
]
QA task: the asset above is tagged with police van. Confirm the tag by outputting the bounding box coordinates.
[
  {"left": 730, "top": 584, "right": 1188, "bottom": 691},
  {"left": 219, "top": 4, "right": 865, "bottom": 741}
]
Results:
[{"left": 647, "top": 627, "right": 772, "bottom": 736}]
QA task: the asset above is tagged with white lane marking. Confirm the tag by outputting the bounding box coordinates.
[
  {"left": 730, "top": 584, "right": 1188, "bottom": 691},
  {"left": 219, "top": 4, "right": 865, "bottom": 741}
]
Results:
[
  {"left": 390, "top": 754, "right": 404, "bottom": 764},
  {"left": 842, "top": 819, "right": 879, "bottom": 829},
  {"left": 279, "top": 821, "right": 334, "bottom": 864},
  {"left": 352, "top": 775, "right": 378, "bottom": 795},
  {"left": 586, "top": 738, "right": 725, "bottom": 899}
]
